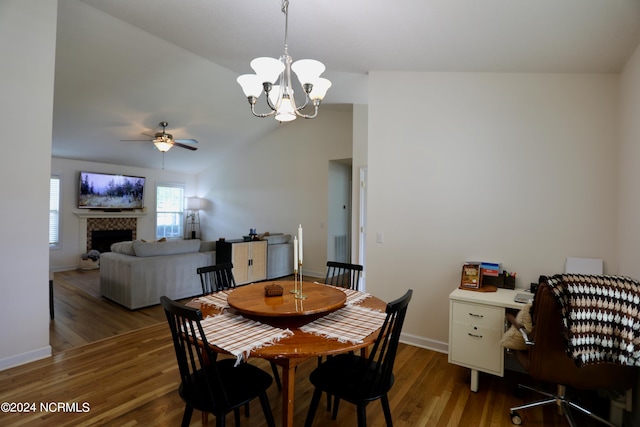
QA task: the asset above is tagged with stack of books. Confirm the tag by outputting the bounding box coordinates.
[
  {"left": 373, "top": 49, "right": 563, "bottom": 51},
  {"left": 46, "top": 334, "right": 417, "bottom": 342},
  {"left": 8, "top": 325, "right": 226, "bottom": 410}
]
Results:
[{"left": 460, "top": 261, "right": 502, "bottom": 289}]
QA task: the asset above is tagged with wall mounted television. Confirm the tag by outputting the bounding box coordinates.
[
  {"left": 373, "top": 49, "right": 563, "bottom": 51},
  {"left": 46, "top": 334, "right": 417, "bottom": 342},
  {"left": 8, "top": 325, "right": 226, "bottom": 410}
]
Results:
[{"left": 78, "top": 171, "right": 145, "bottom": 210}]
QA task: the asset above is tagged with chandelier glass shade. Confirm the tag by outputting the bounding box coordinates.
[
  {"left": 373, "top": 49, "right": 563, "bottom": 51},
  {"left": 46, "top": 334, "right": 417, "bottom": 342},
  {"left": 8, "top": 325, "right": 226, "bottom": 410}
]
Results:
[{"left": 237, "top": 0, "right": 331, "bottom": 122}]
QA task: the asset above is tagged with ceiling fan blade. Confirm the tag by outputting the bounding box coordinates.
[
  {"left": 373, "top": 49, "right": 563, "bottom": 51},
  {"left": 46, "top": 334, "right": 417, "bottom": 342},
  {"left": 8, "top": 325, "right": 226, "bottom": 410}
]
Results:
[
  {"left": 120, "top": 139, "right": 152, "bottom": 142},
  {"left": 173, "top": 142, "right": 198, "bottom": 151},
  {"left": 174, "top": 139, "right": 198, "bottom": 144}
]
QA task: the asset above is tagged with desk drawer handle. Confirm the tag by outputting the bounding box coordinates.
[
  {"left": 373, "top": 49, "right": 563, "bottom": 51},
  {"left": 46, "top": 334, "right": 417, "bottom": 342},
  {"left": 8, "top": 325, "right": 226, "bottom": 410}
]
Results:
[
  {"left": 468, "top": 313, "right": 484, "bottom": 318},
  {"left": 468, "top": 333, "right": 483, "bottom": 338}
]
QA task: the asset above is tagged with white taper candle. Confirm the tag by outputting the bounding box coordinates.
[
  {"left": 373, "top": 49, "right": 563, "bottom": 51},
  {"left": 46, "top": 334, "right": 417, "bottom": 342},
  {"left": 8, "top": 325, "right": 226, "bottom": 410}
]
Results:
[
  {"left": 293, "top": 236, "right": 298, "bottom": 271},
  {"left": 298, "top": 224, "right": 303, "bottom": 263}
]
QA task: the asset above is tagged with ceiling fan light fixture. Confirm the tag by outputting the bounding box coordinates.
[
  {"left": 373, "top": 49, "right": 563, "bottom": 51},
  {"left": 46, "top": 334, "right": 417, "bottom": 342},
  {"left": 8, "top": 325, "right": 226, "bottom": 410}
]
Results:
[
  {"left": 153, "top": 139, "right": 173, "bottom": 152},
  {"left": 122, "top": 121, "right": 197, "bottom": 155}
]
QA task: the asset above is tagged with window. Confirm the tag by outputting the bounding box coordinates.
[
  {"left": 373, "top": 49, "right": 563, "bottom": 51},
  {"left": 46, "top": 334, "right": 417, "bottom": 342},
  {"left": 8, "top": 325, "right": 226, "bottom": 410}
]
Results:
[
  {"left": 156, "top": 183, "right": 185, "bottom": 239},
  {"left": 49, "top": 175, "right": 61, "bottom": 248}
]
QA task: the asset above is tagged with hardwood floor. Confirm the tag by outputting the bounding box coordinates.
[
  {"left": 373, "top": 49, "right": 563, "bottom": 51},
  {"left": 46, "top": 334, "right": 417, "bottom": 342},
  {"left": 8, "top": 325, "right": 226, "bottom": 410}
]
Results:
[
  {"left": 49, "top": 269, "right": 176, "bottom": 353},
  {"left": 0, "top": 270, "right": 613, "bottom": 426}
]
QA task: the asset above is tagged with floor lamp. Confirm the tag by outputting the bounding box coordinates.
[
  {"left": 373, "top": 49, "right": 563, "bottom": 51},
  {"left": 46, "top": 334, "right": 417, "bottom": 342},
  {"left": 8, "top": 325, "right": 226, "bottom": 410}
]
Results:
[{"left": 186, "top": 197, "right": 203, "bottom": 239}]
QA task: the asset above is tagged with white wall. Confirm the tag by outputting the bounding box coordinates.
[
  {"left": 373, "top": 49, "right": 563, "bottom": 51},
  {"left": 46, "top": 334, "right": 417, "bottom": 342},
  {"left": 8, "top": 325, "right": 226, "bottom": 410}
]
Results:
[
  {"left": 0, "top": 0, "right": 58, "bottom": 369},
  {"left": 618, "top": 41, "right": 640, "bottom": 427},
  {"left": 196, "top": 108, "right": 352, "bottom": 278},
  {"left": 367, "top": 72, "right": 620, "bottom": 350},
  {"left": 619, "top": 44, "right": 640, "bottom": 278},
  {"left": 50, "top": 157, "right": 197, "bottom": 270}
]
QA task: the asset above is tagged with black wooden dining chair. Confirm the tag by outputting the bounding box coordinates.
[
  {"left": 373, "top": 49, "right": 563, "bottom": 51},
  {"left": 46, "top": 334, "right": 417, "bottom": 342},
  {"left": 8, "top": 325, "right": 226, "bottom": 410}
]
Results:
[
  {"left": 304, "top": 289, "right": 413, "bottom": 427},
  {"left": 160, "top": 296, "right": 276, "bottom": 427},
  {"left": 319, "top": 261, "right": 365, "bottom": 410},
  {"left": 197, "top": 263, "right": 237, "bottom": 295},
  {"left": 196, "top": 263, "right": 283, "bottom": 391},
  {"left": 324, "top": 261, "right": 363, "bottom": 291}
]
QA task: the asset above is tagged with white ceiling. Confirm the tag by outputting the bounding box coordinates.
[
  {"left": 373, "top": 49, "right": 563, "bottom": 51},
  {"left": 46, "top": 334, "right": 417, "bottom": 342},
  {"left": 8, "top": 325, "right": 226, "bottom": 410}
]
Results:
[{"left": 52, "top": 0, "right": 640, "bottom": 173}]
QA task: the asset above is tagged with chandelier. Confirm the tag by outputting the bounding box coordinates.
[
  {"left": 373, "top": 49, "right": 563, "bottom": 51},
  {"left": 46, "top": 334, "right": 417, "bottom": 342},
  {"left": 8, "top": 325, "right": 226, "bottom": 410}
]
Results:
[{"left": 236, "top": 0, "right": 331, "bottom": 122}]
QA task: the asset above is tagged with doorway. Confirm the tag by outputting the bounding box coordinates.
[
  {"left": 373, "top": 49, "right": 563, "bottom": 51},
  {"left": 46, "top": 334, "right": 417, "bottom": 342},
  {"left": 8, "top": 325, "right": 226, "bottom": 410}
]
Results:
[{"left": 327, "top": 160, "right": 352, "bottom": 263}]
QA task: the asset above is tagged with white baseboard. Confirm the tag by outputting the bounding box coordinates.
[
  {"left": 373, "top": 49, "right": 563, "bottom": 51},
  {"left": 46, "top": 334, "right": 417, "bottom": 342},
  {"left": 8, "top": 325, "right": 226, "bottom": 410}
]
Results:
[
  {"left": 302, "top": 269, "right": 325, "bottom": 280},
  {"left": 50, "top": 265, "right": 79, "bottom": 272},
  {"left": 0, "top": 346, "right": 51, "bottom": 372},
  {"left": 400, "top": 332, "right": 449, "bottom": 354}
]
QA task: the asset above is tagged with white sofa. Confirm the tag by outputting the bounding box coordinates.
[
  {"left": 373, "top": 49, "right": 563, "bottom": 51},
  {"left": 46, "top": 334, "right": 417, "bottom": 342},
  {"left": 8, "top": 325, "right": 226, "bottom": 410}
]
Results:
[{"left": 100, "top": 239, "right": 216, "bottom": 309}]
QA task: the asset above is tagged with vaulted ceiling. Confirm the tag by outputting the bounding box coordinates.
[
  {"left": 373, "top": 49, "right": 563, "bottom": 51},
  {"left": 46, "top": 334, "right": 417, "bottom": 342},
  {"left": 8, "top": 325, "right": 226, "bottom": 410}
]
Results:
[{"left": 51, "top": 0, "right": 640, "bottom": 173}]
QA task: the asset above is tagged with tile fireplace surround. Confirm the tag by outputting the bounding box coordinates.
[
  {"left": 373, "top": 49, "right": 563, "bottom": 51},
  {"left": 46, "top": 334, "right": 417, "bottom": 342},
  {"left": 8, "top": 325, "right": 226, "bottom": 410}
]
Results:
[{"left": 74, "top": 211, "right": 146, "bottom": 253}]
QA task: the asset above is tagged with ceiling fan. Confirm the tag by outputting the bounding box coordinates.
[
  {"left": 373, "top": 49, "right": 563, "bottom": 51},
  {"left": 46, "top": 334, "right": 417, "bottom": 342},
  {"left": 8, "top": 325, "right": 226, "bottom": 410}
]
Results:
[{"left": 122, "top": 121, "right": 198, "bottom": 152}]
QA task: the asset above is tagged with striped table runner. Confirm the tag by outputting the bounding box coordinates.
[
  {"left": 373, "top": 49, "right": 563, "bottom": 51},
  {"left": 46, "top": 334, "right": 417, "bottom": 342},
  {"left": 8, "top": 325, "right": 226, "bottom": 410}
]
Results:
[
  {"left": 342, "top": 288, "right": 371, "bottom": 305},
  {"left": 299, "top": 305, "right": 387, "bottom": 344},
  {"left": 193, "top": 290, "right": 233, "bottom": 309},
  {"left": 189, "top": 312, "right": 293, "bottom": 365}
]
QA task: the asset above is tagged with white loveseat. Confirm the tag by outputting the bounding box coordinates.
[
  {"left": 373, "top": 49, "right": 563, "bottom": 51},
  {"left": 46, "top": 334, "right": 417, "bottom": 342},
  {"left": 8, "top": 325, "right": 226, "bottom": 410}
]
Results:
[{"left": 100, "top": 239, "right": 216, "bottom": 309}]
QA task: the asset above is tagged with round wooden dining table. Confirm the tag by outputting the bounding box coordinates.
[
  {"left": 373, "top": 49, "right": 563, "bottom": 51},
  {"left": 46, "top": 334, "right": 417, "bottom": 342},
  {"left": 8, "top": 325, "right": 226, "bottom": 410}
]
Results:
[
  {"left": 189, "top": 280, "right": 387, "bottom": 427},
  {"left": 227, "top": 280, "right": 347, "bottom": 317}
]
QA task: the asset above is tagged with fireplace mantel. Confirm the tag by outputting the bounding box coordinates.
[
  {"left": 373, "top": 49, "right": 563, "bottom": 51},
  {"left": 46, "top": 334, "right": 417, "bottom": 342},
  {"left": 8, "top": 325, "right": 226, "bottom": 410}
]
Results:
[{"left": 74, "top": 211, "right": 146, "bottom": 219}]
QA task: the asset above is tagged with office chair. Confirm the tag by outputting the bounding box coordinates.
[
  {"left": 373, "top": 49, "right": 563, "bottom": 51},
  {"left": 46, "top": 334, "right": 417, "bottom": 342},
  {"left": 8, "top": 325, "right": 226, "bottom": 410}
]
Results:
[
  {"left": 506, "top": 276, "right": 637, "bottom": 426},
  {"left": 304, "top": 289, "right": 413, "bottom": 427},
  {"left": 160, "top": 296, "right": 276, "bottom": 427}
]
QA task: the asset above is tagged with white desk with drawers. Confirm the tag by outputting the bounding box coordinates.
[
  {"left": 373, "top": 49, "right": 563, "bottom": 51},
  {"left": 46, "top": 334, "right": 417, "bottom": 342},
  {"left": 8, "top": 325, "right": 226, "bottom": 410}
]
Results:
[{"left": 448, "top": 287, "right": 533, "bottom": 392}]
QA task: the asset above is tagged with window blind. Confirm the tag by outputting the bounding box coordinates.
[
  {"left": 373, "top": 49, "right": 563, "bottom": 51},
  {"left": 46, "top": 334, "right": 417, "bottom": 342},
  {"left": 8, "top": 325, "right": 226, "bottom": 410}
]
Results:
[{"left": 49, "top": 176, "right": 60, "bottom": 246}]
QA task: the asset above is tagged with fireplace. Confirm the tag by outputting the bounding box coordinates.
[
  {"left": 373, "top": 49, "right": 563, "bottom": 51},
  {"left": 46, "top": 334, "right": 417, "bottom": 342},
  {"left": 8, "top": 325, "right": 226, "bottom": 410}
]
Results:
[
  {"left": 85, "top": 216, "right": 138, "bottom": 252},
  {"left": 91, "top": 229, "right": 133, "bottom": 253},
  {"left": 75, "top": 211, "right": 145, "bottom": 255}
]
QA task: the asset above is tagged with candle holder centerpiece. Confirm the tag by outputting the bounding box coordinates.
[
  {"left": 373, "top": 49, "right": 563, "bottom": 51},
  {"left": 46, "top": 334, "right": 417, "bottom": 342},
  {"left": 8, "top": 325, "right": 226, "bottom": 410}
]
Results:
[{"left": 295, "top": 260, "right": 306, "bottom": 299}]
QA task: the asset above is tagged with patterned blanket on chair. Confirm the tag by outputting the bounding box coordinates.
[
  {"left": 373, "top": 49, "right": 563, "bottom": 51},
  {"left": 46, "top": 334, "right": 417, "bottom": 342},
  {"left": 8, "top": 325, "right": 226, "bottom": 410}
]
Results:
[{"left": 545, "top": 274, "right": 640, "bottom": 367}]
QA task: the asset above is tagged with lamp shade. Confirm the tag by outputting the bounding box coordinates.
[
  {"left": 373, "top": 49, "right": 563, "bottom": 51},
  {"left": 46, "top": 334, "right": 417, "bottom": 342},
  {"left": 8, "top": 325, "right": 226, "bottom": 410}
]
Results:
[
  {"left": 153, "top": 140, "right": 173, "bottom": 152},
  {"left": 250, "top": 57, "right": 285, "bottom": 84},
  {"left": 291, "top": 59, "right": 325, "bottom": 85},
  {"left": 274, "top": 95, "right": 296, "bottom": 122},
  {"left": 308, "top": 77, "right": 332, "bottom": 101},
  {"left": 186, "top": 197, "right": 204, "bottom": 210},
  {"left": 237, "top": 74, "right": 263, "bottom": 98}
]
